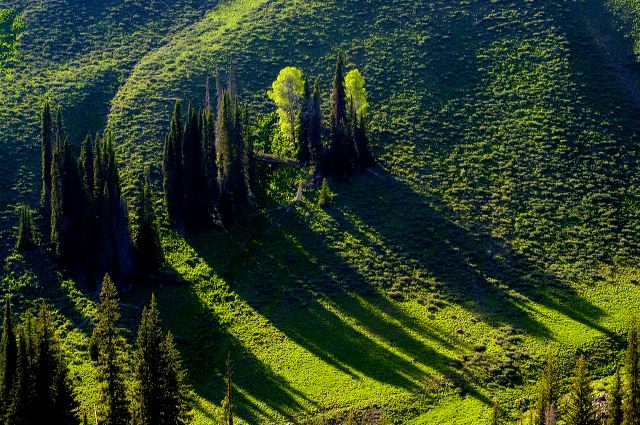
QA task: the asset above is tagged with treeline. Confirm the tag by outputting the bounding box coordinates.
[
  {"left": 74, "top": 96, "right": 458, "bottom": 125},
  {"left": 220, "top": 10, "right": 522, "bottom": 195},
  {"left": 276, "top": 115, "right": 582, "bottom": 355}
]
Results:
[
  {"left": 0, "top": 275, "right": 192, "bottom": 424},
  {"left": 37, "top": 104, "right": 162, "bottom": 284},
  {"left": 268, "top": 52, "right": 375, "bottom": 180},
  {"left": 496, "top": 318, "right": 640, "bottom": 424}
]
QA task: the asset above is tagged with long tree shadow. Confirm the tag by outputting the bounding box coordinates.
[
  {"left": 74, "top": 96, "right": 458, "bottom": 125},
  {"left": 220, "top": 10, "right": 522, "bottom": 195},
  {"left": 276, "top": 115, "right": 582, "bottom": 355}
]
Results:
[{"left": 329, "top": 172, "right": 607, "bottom": 337}]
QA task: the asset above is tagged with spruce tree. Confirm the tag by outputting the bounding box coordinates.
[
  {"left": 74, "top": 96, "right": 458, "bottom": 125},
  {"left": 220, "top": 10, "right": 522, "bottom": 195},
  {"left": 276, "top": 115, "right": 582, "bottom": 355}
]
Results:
[
  {"left": 221, "top": 353, "right": 234, "bottom": 425},
  {"left": 50, "top": 107, "right": 66, "bottom": 260},
  {"left": 353, "top": 112, "right": 374, "bottom": 171},
  {"left": 15, "top": 204, "right": 35, "bottom": 251},
  {"left": 93, "top": 274, "right": 130, "bottom": 425},
  {"left": 625, "top": 318, "right": 640, "bottom": 425},
  {"left": 328, "top": 51, "right": 351, "bottom": 180},
  {"left": 182, "top": 103, "right": 207, "bottom": 230},
  {"left": 534, "top": 353, "right": 561, "bottom": 425},
  {"left": 308, "top": 78, "right": 323, "bottom": 170},
  {"left": 566, "top": 356, "right": 595, "bottom": 425},
  {"left": 7, "top": 325, "right": 32, "bottom": 425},
  {"left": 40, "top": 102, "right": 53, "bottom": 221},
  {"left": 132, "top": 295, "right": 189, "bottom": 425},
  {"left": 298, "top": 79, "right": 312, "bottom": 164},
  {"left": 0, "top": 300, "right": 17, "bottom": 417},
  {"left": 134, "top": 168, "right": 163, "bottom": 276},
  {"left": 163, "top": 100, "right": 184, "bottom": 225},
  {"left": 201, "top": 102, "right": 219, "bottom": 216},
  {"left": 217, "top": 91, "right": 235, "bottom": 225},
  {"left": 608, "top": 368, "right": 623, "bottom": 425},
  {"left": 32, "top": 303, "right": 76, "bottom": 424}
]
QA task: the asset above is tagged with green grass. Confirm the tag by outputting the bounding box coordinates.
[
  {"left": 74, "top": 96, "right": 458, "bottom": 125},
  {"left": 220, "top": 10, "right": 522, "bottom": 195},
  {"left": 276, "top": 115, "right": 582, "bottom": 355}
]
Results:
[{"left": 1, "top": 0, "right": 640, "bottom": 423}]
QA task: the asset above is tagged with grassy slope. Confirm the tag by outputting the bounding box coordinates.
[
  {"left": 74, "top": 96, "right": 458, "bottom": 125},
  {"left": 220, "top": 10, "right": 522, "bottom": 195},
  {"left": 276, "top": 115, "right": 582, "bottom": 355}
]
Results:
[{"left": 2, "top": 0, "right": 640, "bottom": 423}]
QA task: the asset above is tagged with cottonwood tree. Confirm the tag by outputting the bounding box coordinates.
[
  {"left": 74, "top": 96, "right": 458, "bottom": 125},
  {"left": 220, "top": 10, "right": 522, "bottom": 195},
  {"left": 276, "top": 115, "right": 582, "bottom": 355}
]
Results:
[{"left": 268, "top": 67, "right": 305, "bottom": 158}]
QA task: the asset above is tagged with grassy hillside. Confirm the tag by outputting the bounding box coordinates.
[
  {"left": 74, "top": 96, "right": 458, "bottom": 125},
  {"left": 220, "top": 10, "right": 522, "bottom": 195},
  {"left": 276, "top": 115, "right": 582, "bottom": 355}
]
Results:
[{"left": 2, "top": 0, "right": 640, "bottom": 423}]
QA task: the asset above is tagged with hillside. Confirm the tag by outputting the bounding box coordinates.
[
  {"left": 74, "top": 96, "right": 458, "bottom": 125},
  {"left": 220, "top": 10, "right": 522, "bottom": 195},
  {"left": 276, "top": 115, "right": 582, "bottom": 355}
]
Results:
[{"left": 1, "top": 0, "right": 640, "bottom": 423}]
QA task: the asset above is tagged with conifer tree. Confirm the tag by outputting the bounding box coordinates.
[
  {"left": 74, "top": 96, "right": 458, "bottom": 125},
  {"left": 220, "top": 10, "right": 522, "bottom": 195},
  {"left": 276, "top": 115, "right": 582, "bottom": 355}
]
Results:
[
  {"left": 221, "top": 353, "right": 234, "bottom": 425},
  {"left": 182, "top": 103, "right": 208, "bottom": 230},
  {"left": 93, "top": 274, "right": 130, "bottom": 425},
  {"left": 32, "top": 303, "right": 76, "bottom": 424},
  {"left": 328, "top": 51, "right": 351, "bottom": 180},
  {"left": 132, "top": 295, "right": 189, "bottom": 425},
  {"left": 217, "top": 91, "right": 235, "bottom": 225},
  {"left": 40, "top": 102, "right": 53, "bottom": 221},
  {"left": 134, "top": 168, "right": 163, "bottom": 276},
  {"left": 535, "top": 353, "right": 561, "bottom": 425},
  {"left": 566, "top": 356, "right": 595, "bottom": 425},
  {"left": 625, "top": 318, "right": 640, "bottom": 425},
  {"left": 308, "top": 78, "right": 323, "bottom": 169},
  {"left": 353, "top": 112, "right": 375, "bottom": 171},
  {"left": 50, "top": 114, "right": 68, "bottom": 260},
  {"left": 0, "top": 300, "right": 17, "bottom": 417},
  {"left": 608, "top": 368, "right": 623, "bottom": 425},
  {"left": 15, "top": 204, "right": 35, "bottom": 251},
  {"left": 545, "top": 404, "right": 557, "bottom": 425},
  {"left": 7, "top": 325, "right": 30, "bottom": 424},
  {"left": 163, "top": 100, "right": 184, "bottom": 225},
  {"left": 202, "top": 99, "right": 219, "bottom": 215},
  {"left": 298, "top": 79, "right": 312, "bottom": 164}
]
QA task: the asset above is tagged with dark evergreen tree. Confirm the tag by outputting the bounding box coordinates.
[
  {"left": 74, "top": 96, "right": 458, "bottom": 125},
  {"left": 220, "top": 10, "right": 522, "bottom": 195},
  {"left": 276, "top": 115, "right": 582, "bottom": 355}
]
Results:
[
  {"left": 0, "top": 300, "right": 17, "bottom": 417},
  {"left": 15, "top": 205, "right": 35, "bottom": 251},
  {"left": 134, "top": 169, "right": 163, "bottom": 276},
  {"left": 132, "top": 295, "right": 189, "bottom": 425},
  {"left": 93, "top": 274, "right": 130, "bottom": 425},
  {"left": 328, "top": 51, "right": 352, "bottom": 180},
  {"left": 217, "top": 91, "right": 235, "bottom": 225},
  {"left": 182, "top": 103, "right": 208, "bottom": 230},
  {"left": 297, "top": 79, "right": 312, "bottom": 164},
  {"left": 608, "top": 368, "right": 623, "bottom": 425},
  {"left": 6, "top": 325, "right": 30, "bottom": 425},
  {"left": 625, "top": 318, "right": 640, "bottom": 425},
  {"left": 50, "top": 117, "right": 69, "bottom": 261},
  {"left": 566, "top": 356, "right": 595, "bottom": 425},
  {"left": 32, "top": 303, "right": 76, "bottom": 424},
  {"left": 241, "top": 106, "right": 255, "bottom": 204},
  {"left": 40, "top": 102, "right": 53, "bottom": 222},
  {"left": 353, "top": 112, "right": 375, "bottom": 171},
  {"left": 201, "top": 98, "right": 219, "bottom": 216},
  {"left": 163, "top": 100, "right": 184, "bottom": 225},
  {"left": 308, "top": 78, "right": 324, "bottom": 170},
  {"left": 534, "top": 353, "right": 561, "bottom": 425},
  {"left": 221, "top": 353, "right": 234, "bottom": 425}
]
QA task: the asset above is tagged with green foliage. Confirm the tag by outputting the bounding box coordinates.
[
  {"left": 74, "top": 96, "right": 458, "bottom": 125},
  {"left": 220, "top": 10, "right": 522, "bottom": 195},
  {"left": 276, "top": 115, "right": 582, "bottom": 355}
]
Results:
[
  {"left": 15, "top": 204, "right": 35, "bottom": 251},
  {"left": 318, "top": 178, "right": 333, "bottom": 208},
  {"left": 534, "top": 354, "right": 561, "bottom": 425},
  {"left": 344, "top": 69, "right": 368, "bottom": 118},
  {"left": 625, "top": 318, "right": 640, "bottom": 425},
  {"left": 92, "top": 274, "right": 130, "bottom": 425},
  {"left": 267, "top": 67, "right": 305, "bottom": 158},
  {"left": 565, "top": 356, "right": 596, "bottom": 425},
  {"left": 608, "top": 368, "right": 623, "bottom": 425},
  {"left": 0, "top": 9, "right": 23, "bottom": 76},
  {"left": 132, "top": 295, "right": 190, "bottom": 425}
]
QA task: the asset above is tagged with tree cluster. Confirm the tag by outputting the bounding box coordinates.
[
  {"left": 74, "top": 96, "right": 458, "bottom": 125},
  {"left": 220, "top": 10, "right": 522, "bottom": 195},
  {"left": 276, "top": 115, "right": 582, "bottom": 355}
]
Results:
[
  {"left": 0, "top": 301, "right": 76, "bottom": 424},
  {"left": 39, "top": 103, "right": 162, "bottom": 283},
  {"left": 268, "top": 52, "right": 375, "bottom": 180},
  {"left": 0, "top": 274, "right": 190, "bottom": 424},
  {"left": 515, "top": 318, "right": 640, "bottom": 425},
  {"left": 163, "top": 71, "right": 255, "bottom": 229}
]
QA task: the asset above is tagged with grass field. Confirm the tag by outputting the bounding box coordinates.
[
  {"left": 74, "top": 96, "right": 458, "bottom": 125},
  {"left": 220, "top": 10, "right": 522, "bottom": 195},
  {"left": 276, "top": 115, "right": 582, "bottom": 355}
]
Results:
[{"left": 1, "top": 0, "right": 640, "bottom": 423}]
